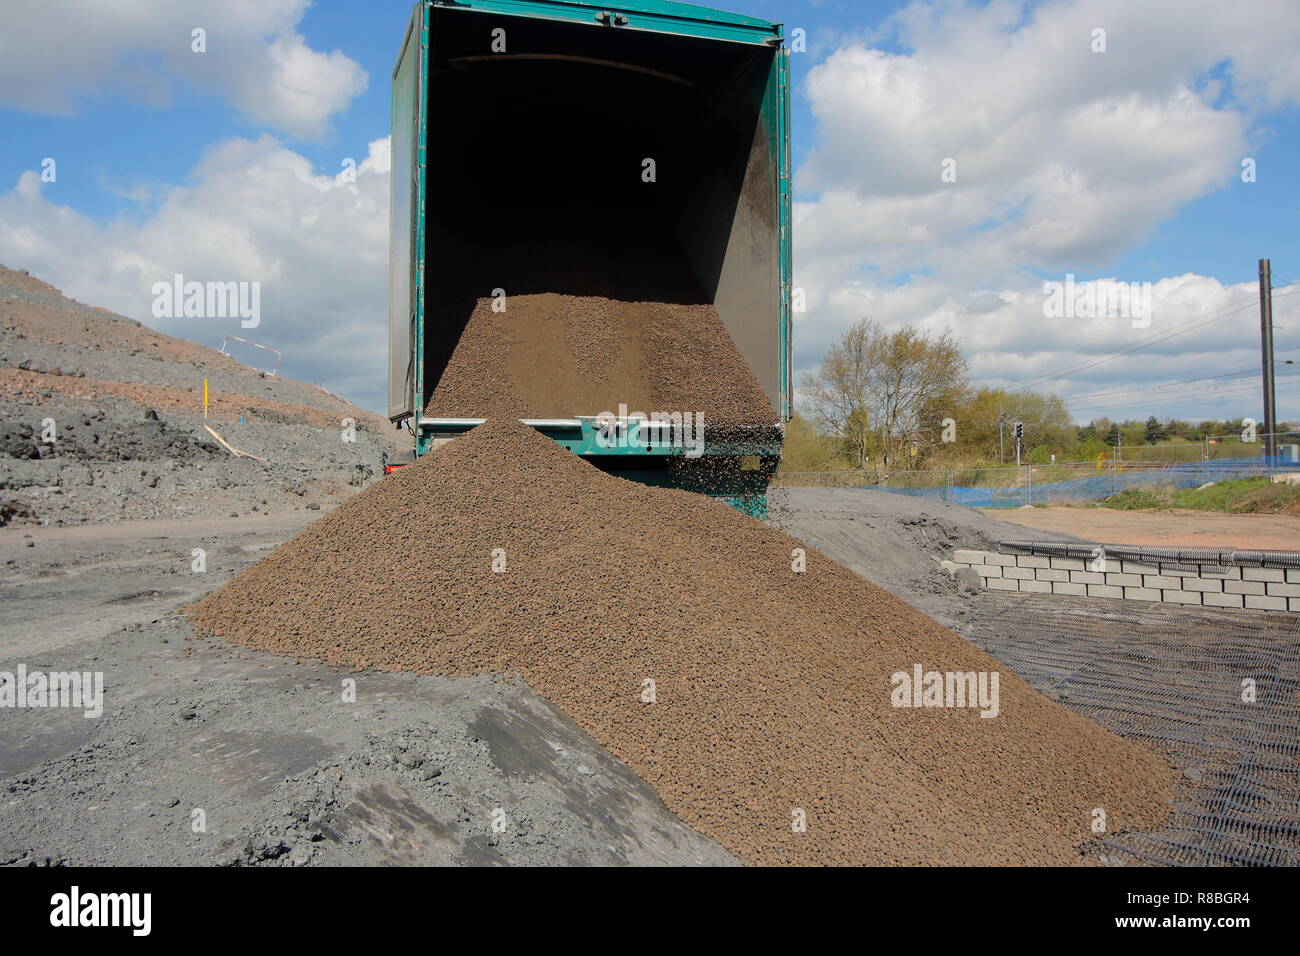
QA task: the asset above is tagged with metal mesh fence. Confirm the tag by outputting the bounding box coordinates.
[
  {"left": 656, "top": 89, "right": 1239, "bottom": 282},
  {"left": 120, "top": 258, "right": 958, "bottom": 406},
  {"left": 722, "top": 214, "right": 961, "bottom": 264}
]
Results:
[
  {"left": 971, "top": 594, "right": 1300, "bottom": 866},
  {"left": 777, "top": 455, "right": 1300, "bottom": 507}
]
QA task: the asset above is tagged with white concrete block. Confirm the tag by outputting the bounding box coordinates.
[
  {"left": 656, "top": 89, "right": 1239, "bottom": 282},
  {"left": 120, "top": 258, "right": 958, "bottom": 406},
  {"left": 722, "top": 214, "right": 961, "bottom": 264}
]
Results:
[
  {"left": 1143, "top": 575, "right": 1181, "bottom": 589},
  {"left": 1018, "top": 579, "right": 1051, "bottom": 593},
  {"left": 1182, "top": 577, "right": 1223, "bottom": 593},
  {"left": 1245, "top": 594, "right": 1287, "bottom": 611},
  {"left": 1088, "top": 584, "right": 1124, "bottom": 599},
  {"left": 1225, "top": 579, "right": 1266, "bottom": 595},
  {"left": 1203, "top": 591, "right": 1244, "bottom": 608},
  {"left": 1162, "top": 590, "right": 1202, "bottom": 605},
  {"left": 1052, "top": 582, "right": 1086, "bottom": 596},
  {"left": 1243, "top": 567, "right": 1285, "bottom": 582},
  {"left": 1070, "top": 570, "right": 1105, "bottom": 585},
  {"left": 1124, "top": 587, "right": 1161, "bottom": 602}
]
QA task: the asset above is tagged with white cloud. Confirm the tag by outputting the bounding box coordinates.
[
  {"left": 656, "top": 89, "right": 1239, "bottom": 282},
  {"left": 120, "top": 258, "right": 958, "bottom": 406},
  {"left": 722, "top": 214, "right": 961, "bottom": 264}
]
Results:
[
  {"left": 0, "top": 0, "right": 366, "bottom": 139},
  {"left": 794, "top": 270, "right": 1300, "bottom": 424},
  {"left": 0, "top": 136, "right": 392, "bottom": 412},
  {"left": 793, "top": 0, "right": 1300, "bottom": 422}
]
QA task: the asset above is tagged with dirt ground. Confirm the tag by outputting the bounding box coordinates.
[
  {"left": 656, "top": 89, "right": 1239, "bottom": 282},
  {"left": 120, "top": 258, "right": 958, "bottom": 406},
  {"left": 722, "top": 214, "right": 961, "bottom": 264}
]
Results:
[
  {"left": 0, "top": 511, "right": 735, "bottom": 866},
  {"left": 4, "top": 484, "right": 1292, "bottom": 866},
  {"left": 772, "top": 487, "right": 1082, "bottom": 635},
  {"left": 988, "top": 506, "right": 1300, "bottom": 550}
]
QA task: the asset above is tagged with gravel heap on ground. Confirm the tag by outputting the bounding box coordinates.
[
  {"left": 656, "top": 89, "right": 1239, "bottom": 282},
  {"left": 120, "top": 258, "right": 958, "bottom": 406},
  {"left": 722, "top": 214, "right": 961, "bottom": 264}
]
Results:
[
  {"left": 189, "top": 418, "right": 1174, "bottom": 865},
  {"left": 425, "top": 293, "right": 775, "bottom": 427},
  {"left": 0, "top": 264, "right": 401, "bottom": 525}
]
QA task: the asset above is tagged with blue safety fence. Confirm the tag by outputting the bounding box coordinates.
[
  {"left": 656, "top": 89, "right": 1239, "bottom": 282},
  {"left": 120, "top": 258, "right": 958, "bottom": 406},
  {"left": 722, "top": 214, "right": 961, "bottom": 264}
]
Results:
[{"left": 851, "top": 456, "right": 1300, "bottom": 509}]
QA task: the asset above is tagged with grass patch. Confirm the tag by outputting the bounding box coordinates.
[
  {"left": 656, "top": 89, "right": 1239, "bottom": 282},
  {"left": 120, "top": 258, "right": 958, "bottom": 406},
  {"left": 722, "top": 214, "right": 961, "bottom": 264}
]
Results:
[
  {"left": 1097, "top": 488, "right": 1172, "bottom": 510},
  {"left": 1096, "top": 477, "right": 1300, "bottom": 514},
  {"left": 1173, "top": 477, "right": 1300, "bottom": 514}
]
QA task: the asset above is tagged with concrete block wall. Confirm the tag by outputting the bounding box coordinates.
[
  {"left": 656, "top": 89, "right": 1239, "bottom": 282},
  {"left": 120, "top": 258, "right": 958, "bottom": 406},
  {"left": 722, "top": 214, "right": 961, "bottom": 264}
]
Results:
[{"left": 952, "top": 549, "right": 1300, "bottom": 612}]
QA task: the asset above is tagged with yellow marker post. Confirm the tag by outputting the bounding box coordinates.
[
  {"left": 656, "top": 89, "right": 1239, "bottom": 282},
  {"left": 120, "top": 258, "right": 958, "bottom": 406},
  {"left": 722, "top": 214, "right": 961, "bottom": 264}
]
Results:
[{"left": 204, "top": 379, "right": 209, "bottom": 419}]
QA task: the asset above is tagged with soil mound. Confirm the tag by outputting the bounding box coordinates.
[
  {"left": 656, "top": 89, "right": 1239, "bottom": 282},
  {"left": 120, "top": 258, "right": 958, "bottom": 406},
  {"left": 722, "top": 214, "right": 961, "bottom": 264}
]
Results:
[
  {"left": 189, "top": 418, "right": 1174, "bottom": 865},
  {"left": 424, "top": 294, "right": 775, "bottom": 427}
]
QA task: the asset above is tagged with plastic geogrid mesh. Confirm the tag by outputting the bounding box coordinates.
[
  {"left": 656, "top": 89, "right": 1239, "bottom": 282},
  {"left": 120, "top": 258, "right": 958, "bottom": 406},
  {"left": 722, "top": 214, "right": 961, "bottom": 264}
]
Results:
[
  {"left": 996, "top": 539, "right": 1300, "bottom": 569},
  {"left": 972, "top": 595, "right": 1300, "bottom": 866}
]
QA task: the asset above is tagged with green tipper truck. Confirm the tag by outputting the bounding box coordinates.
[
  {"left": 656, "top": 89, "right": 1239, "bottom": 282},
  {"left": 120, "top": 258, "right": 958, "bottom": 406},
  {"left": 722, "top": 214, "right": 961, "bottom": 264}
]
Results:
[{"left": 387, "top": 0, "right": 791, "bottom": 513}]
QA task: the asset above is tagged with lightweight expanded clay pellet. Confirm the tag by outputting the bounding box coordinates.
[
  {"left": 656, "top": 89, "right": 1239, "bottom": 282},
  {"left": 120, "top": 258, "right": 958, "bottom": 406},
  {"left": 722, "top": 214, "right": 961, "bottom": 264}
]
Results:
[{"left": 189, "top": 419, "right": 1175, "bottom": 865}]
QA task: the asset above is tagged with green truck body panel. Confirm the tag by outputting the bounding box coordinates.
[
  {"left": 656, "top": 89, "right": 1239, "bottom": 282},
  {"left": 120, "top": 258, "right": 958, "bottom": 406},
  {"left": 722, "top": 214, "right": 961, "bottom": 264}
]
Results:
[
  {"left": 423, "top": 0, "right": 779, "bottom": 44},
  {"left": 387, "top": 0, "right": 790, "bottom": 511}
]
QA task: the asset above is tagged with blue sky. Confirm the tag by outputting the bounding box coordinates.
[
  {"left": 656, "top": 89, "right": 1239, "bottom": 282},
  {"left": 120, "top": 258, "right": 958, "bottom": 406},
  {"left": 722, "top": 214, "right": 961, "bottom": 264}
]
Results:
[{"left": 2, "top": 0, "right": 1297, "bottom": 425}]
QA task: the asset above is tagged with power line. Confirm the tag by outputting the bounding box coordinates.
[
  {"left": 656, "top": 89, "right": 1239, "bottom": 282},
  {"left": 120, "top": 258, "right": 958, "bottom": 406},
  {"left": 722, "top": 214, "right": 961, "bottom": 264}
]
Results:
[
  {"left": 1062, "top": 366, "right": 1300, "bottom": 406},
  {"left": 1006, "top": 285, "right": 1300, "bottom": 392},
  {"left": 1056, "top": 343, "right": 1300, "bottom": 407},
  {"left": 1060, "top": 366, "right": 1262, "bottom": 403},
  {"left": 1007, "top": 295, "right": 1261, "bottom": 390},
  {"left": 1065, "top": 376, "right": 1300, "bottom": 415},
  {"left": 1015, "top": 290, "right": 1298, "bottom": 391}
]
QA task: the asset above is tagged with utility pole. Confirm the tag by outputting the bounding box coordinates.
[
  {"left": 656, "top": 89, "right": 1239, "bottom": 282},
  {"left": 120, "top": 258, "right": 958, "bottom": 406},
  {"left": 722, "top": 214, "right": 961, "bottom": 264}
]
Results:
[{"left": 1259, "top": 258, "right": 1277, "bottom": 460}]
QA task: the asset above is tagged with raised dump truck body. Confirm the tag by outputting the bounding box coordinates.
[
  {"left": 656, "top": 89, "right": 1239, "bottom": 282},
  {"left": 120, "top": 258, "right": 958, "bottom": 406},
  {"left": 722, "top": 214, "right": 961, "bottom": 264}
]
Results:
[{"left": 388, "top": 0, "right": 791, "bottom": 511}]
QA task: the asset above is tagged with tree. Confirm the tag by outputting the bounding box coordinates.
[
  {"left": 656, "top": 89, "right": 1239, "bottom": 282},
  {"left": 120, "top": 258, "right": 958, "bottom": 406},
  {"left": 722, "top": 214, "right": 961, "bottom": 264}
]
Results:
[
  {"left": 1144, "top": 416, "right": 1164, "bottom": 444},
  {"left": 780, "top": 414, "right": 841, "bottom": 473},
  {"left": 1104, "top": 423, "right": 1123, "bottom": 447},
  {"left": 947, "top": 387, "right": 1073, "bottom": 464},
  {"left": 801, "top": 318, "right": 968, "bottom": 469},
  {"left": 798, "top": 321, "right": 874, "bottom": 469}
]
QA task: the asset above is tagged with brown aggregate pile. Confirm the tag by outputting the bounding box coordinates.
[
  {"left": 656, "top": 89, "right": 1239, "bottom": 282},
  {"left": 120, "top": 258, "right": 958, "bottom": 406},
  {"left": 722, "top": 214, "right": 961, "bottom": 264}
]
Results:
[
  {"left": 188, "top": 419, "right": 1175, "bottom": 865},
  {"left": 424, "top": 293, "right": 776, "bottom": 427}
]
